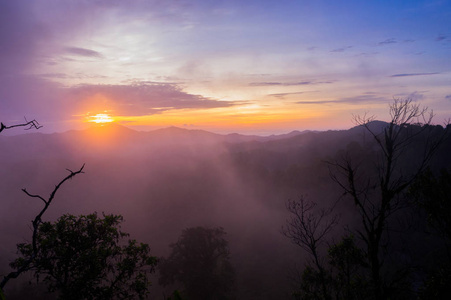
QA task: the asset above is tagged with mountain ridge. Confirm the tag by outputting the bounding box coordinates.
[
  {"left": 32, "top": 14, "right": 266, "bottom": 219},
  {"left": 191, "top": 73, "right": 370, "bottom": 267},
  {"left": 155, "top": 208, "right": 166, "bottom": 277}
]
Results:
[{"left": 1, "top": 120, "right": 390, "bottom": 142}]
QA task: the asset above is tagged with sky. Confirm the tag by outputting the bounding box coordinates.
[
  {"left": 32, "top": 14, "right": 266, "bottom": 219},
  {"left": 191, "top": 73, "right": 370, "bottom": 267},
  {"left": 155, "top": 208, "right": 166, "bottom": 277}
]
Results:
[{"left": 0, "top": 0, "right": 450, "bottom": 135}]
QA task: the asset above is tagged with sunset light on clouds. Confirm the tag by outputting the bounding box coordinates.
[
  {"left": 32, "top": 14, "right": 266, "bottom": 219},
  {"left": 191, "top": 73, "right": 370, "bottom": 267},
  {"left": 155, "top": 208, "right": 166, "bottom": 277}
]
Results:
[{"left": 1, "top": 0, "right": 450, "bottom": 134}]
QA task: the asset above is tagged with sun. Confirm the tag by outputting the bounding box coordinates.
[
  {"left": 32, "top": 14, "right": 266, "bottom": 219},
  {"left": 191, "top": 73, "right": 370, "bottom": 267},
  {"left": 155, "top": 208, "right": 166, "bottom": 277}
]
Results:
[{"left": 89, "top": 113, "right": 114, "bottom": 124}]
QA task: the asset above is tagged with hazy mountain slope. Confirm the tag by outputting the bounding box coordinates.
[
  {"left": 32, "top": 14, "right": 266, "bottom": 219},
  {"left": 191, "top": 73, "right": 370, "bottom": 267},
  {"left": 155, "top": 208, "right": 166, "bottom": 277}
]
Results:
[{"left": 1, "top": 121, "right": 449, "bottom": 299}]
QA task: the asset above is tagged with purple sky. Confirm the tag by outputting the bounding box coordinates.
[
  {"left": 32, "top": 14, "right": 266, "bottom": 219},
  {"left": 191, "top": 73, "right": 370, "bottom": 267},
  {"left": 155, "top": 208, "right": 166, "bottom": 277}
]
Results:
[{"left": 1, "top": 0, "right": 450, "bottom": 134}]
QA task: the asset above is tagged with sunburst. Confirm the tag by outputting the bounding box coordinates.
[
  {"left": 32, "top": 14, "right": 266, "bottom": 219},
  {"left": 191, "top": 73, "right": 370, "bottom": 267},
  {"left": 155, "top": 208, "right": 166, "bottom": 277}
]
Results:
[{"left": 90, "top": 114, "right": 114, "bottom": 124}]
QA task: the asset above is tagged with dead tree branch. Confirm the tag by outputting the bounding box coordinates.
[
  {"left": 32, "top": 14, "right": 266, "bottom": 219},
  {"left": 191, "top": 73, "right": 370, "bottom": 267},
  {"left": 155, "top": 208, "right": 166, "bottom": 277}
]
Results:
[
  {"left": 0, "top": 164, "right": 85, "bottom": 290},
  {"left": 0, "top": 118, "right": 42, "bottom": 133}
]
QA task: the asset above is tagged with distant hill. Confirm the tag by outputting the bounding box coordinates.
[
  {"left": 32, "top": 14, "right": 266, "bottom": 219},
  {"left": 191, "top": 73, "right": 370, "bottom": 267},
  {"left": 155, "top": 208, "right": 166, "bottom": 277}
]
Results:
[{"left": 0, "top": 121, "right": 395, "bottom": 162}]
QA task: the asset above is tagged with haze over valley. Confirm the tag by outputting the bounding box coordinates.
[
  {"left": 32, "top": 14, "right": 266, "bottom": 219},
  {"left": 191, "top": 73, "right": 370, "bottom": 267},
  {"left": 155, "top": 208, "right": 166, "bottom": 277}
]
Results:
[{"left": 1, "top": 120, "right": 450, "bottom": 299}]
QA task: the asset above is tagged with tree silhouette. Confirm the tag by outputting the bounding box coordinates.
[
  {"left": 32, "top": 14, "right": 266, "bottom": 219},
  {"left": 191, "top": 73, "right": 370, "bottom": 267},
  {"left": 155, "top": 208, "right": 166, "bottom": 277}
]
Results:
[
  {"left": 0, "top": 165, "right": 85, "bottom": 292},
  {"left": 11, "top": 213, "right": 157, "bottom": 300},
  {"left": 410, "top": 169, "right": 451, "bottom": 299},
  {"left": 159, "top": 226, "right": 235, "bottom": 300},
  {"left": 327, "top": 235, "right": 369, "bottom": 300},
  {"left": 328, "top": 98, "right": 449, "bottom": 299},
  {"left": 282, "top": 197, "right": 338, "bottom": 300}
]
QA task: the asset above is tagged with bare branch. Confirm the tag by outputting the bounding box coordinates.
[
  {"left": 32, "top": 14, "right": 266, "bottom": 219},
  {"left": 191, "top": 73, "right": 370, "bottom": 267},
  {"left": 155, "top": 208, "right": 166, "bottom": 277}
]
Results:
[
  {"left": 21, "top": 189, "right": 48, "bottom": 205},
  {"left": 0, "top": 118, "right": 42, "bottom": 133},
  {"left": 282, "top": 196, "right": 339, "bottom": 258}
]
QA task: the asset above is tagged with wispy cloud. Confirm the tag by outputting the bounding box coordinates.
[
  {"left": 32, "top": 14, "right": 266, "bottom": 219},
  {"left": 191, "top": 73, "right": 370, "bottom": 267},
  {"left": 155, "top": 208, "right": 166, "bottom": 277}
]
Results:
[
  {"left": 330, "top": 46, "right": 352, "bottom": 53},
  {"left": 39, "top": 73, "right": 68, "bottom": 79},
  {"left": 250, "top": 80, "right": 333, "bottom": 87},
  {"left": 296, "top": 94, "right": 387, "bottom": 105},
  {"left": 38, "top": 73, "right": 109, "bottom": 80},
  {"left": 378, "top": 38, "right": 397, "bottom": 45},
  {"left": 436, "top": 35, "right": 447, "bottom": 41},
  {"left": 389, "top": 72, "right": 440, "bottom": 77},
  {"left": 269, "top": 92, "right": 304, "bottom": 99},
  {"left": 64, "top": 47, "right": 103, "bottom": 58},
  {"left": 445, "top": 95, "right": 451, "bottom": 100},
  {"left": 250, "top": 81, "right": 312, "bottom": 86},
  {"left": 391, "top": 91, "right": 429, "bottom": 103}
]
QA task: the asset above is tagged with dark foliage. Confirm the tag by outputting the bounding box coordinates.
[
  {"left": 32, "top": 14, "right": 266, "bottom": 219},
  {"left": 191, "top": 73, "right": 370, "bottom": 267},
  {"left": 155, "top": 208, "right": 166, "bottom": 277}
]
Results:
[
  {"left": 285, "top": 99, "right": 450, "bottom": 299},
  {"left": 159, "top": 226, "right": 235, "bottom": 300},
  {"left": 410, "top": 169, "right": 451, "bottom": 298},
  {"left": 11, "top": 213, "right": 158, "bottom": 300},
  {"left": 411, "top": 169, "right": 451, "bottom": 240},
  {"left": 292, "top": 235, "right": 370, "bottom": 300}
]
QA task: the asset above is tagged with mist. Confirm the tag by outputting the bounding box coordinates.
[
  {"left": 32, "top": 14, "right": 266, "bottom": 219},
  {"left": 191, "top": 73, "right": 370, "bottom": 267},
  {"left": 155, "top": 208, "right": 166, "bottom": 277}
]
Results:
[{"left": 1, "top": 122, "right": 450, "bottom": 299}]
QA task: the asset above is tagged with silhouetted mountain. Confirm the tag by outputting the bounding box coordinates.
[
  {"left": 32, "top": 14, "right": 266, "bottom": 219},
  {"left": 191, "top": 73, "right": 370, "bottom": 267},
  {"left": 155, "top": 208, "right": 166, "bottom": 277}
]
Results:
[
  {"left": 84, "top": 122, "right": 139, "bottom": 135},
  {"left": 143, "top": 126, "right": 224, "bottom": 144},
  {"left": 348, "top": 120, "right": 389, "bottom": 134}
]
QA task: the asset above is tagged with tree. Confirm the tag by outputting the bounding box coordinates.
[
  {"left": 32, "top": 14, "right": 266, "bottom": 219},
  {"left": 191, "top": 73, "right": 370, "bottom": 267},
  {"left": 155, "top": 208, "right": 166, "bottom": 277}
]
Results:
[
  {"left": 159, "top": 226, "right": 235, "bottom": 300},
  {"left": 327, "top": 235, "right": 369, "bottom": 300},
  {"left": 293, "top": 236, "right": 370, "bottom": 300},
  {"left": 410, "top": 168, "right": 451, "bottom": 241},
  {"left": 0, "top": 121, "right": 158, "bottom": 299},
  {"left": 0, "top": 165, "right": 85, "bottom": 292},
  {"left": 282, "top": 197, "right": 338, "bottom": 300},
  {"left": 328, "top": 98, "right": 448, "bottom": 299},
  {"left": 410, "top": 169, "right": 451, "bottom": 299},
  {"left": 11, "top": 213, "right": 158, "bottom": 300},
  {"left": 282, "top": 205, "right": 368, "bottom": 300}
]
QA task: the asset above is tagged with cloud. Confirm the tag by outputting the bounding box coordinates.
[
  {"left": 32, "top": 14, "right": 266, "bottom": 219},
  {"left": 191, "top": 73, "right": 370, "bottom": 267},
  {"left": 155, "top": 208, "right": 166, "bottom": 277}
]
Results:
[
  {"left": 436, "top": 35, "right": 447, "bottom": 41},
  {"left": 269, "top": 92, "right": 304, "bottom": 99},
  {"left": 250, "top": 81, "right": 311, "bottom": 86},
  {"left": 296, "top": 94, "right": 388, "bottom": 105},
  {"left": 378, "top": 38, "right": 397, "bottom": 45},
  {"left": 330, "top": 46, "right": 352, "bottom": 53},
  {"left": 38, "top": 73, "right": 109, "bottom": 80},
  {"left": 64, "top": 47, "right": 103, "bottom": 58},
  {"left": 67, "top": 82, "right": 237, "bottom": 116},
  {"left": 39, "top": 73, "right": 69, "bottom": 79},
  {"left": 406, "top": 91, "right": 425, "bottom": 101},
  {"left": 0, "top": 76, "right": 239, "bottom": 128},
  {"left": 389, "top": 72, "right": 440, "bottom": 77},
  {"left": 250, "top": 80, "right": 334, "bottom": 87},
  {"left": 355, "top": 52, "right": 378, "bottom": 57}
]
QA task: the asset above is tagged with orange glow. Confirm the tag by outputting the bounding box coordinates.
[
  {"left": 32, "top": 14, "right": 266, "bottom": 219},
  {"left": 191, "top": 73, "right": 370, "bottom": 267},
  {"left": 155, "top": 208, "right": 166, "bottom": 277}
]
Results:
[
  {"left": 107, "top": 105, "right": 332, "bottom": 133},
  {"left": 76, "top": 100, "right": 354, "bottom": 135},
  {"left": 89, "top": 113, "right": 114, "bottom": 124}
]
